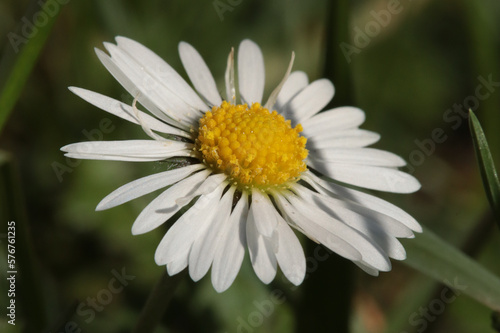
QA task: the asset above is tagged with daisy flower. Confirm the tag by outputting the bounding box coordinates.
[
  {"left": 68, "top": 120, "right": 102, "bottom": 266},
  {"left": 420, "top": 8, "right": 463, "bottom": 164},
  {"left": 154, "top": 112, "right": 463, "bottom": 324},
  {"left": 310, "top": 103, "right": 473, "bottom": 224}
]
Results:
[{"left": 62, "top": 37, "right": 421, "bottom": 292}]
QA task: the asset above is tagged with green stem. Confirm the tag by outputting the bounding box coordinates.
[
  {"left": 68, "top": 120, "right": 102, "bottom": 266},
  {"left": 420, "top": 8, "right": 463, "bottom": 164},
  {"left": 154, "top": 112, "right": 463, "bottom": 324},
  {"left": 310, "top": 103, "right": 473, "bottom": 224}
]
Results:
[
  {"left": 295, "top": 1, "right": 354, "bottom": 332},
  {"left": 323, "top": 0, "right": 353, "bottom": 108},
  {"left": 132, "top": 270, "right": 186, "bottom": 333}
]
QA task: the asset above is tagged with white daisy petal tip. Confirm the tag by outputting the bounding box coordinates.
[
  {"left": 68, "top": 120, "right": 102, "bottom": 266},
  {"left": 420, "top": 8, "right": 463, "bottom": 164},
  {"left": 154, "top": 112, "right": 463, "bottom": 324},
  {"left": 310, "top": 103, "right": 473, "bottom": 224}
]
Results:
[
  {"left": 287, "top": 268, "right": 306, "bottom": 286},
  {"left": 323, "top": 79, "right": 335, "bottom": 98},
  {"left": 178, "top": 41, "right": 195, "bottom": 56},
  {"left": 95, "top": 201, "right": 107, "bottom": 212},
  {"left": 68, "top": 86, "right": 79, "bottom": 94},
  {"left": 188, "top": 266, "right": 203, "bottom": 282},
  {"left": 174, "top": 197, "right": 190, "bottom": 206},
  {"left": 398, "top": 175, "right": 422, "bottom": 194},
  {"left": 283, "top": 78, "right": 335, "bottom": 122},
  {"left": 379, "top": 258, "right": 392, "bottom": 272},
  {"left": 114, "top": 35, "right": 130, "bottom": 45},
  {"left": 414, "top": 224, "right": 423, "bottom": 233},
  {"left": 213, "top": 283, "right": 229, "bottom": 294},
  {"left": 394, "top": 250, "right": 407, "bottom": 261},
  {"left": 131, "top": 222, "right": 147, "bottom": 236},
  {"left": 356, "top": 262, "right": 381, "bottom": 276},
  {"left": 93, "top": 46, "right": 103, "bottom": 56},
  {"left": 166, "top": 259, "right": 188, "bottom": 276},
  {"left": 212, "top": 272, "right": 238, "bottom": 293},
  {"left": 255, "top": 269, "right": 277, "bottom": 285},
  {"left": 154, "top": 254, "right": 164, "bottom": 266}
]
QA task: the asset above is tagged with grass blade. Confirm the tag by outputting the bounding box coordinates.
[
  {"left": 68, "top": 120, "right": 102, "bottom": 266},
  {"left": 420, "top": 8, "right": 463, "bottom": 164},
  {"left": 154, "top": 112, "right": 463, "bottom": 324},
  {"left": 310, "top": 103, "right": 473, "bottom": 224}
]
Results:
[
  {"left": 469, "top": 110, "right": 500, "bottom": 225},
  {"left": 0, "top": 0, "right": 65, "bottom": 132},
  {"left": 402, "top": 226, "right": 500, "bottom": 311}
]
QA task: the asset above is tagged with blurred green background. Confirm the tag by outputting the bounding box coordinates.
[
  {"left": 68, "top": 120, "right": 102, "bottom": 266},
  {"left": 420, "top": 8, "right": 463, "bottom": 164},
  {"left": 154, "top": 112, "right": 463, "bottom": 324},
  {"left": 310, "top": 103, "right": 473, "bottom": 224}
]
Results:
[{"left": 1, "top": 0, "right": 500, "bottom": 332}]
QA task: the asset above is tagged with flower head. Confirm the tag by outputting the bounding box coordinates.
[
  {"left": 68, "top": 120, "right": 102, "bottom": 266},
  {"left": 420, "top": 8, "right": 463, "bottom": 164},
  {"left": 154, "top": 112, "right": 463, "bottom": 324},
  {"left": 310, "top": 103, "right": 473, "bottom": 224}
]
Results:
[{"left": 62, "top": 37, "right": 421, "bottom": 292}]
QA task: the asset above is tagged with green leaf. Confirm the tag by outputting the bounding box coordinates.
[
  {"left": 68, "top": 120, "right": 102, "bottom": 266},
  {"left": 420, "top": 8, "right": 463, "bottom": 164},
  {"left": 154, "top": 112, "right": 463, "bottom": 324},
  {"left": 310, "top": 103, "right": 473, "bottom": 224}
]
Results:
[
  {"left": 0, "top": 0, "right": 64, "bottom": 133},
  {"left": 402, "top": 226, "right": 500, "bottom": 311},
  {"left": 469, "top": 110, "right": 500, "bottom": 225}
]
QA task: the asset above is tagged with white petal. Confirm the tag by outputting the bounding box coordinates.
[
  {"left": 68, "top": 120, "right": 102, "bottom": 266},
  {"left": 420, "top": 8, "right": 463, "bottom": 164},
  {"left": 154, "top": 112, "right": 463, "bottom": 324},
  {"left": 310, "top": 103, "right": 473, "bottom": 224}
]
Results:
[
  {"left": 282, "top": 79, "right": 334, "bottom": 124},
  {"left": 275, "top": 71, "right": 309, "bottom": 112},
  {"left": 115, "top": 36, "right": 208, "bottom": 112},
  {"left": 306, "top": 129, "right": 380, "bottom": 149},
  {"left": 370, "top": 235, "right": 406, "bottom": 260},
  {"left": 102, "top": 43, "right": 200, "bottom": 127},
  {"left": 62, "top": 152, "right": 194, "bottom": 162},
  {"left": 178, "top": 42, "right": 222, "bottom": 107},
  {"left": 309, "top": 148, "right": 406, "bottom": 167},
  {"left": 301, "top": 107, "right": 366, "bottom": 137},
  {"left": 155, "top": 184, "right": 225, "bottom": 265},
  {"left": 95, "top": 48, "right": 187, "bottom": 129},
  {"left": 293, "top": 184, "right": 413, "bottom": 238},
  {"left": 283, "top": 192, "right": 391, "bottom": 271},
  {"left": 69, "top": 87, "right": 191, "bottom": 138},
  {"left": 302, "top": 171, "right": 422, "bottom": 232},
  {"left": 167, "top": 257, "right": 188, "bottom": 275},
  {"left": 274, "top": 217, "right": 306, "bottom": 286},
  {"left": 354, "top": 261, "right": 380, "bottom": 276},
  {"left": 293, "top": 185, "right": 408, "bottom": 260},
  {"left": 238, "top": 39, "right": 265, "bottom": 104},
  {"left": 189, "top": 187, "right": 235, "bottom": 281},
  {"left": 96, "top": 164, "right": 205, "bottom": 211},
  {"left": 132, "top": 169, "right": 211, "bottom": 235},
  {"left": 61, "top": 140, "right": 193, "bottom": 161},
  {"left": 175, "top": 173, "right": 227, "bottom": 206},
  {"left": 272, "top": 193, "right": 362, "bottom": 262},
  {"left": 211, "top": 192, "right": 249, "bottom": 292},
  {"left": 248, "top": 190, "right": 278, "bottom": 237},
  {"left": 307, "top": 162, "right": 421, "bottom": 194},
  {"left": 246, "top": 212, "right": 277, "bottom": 284}
]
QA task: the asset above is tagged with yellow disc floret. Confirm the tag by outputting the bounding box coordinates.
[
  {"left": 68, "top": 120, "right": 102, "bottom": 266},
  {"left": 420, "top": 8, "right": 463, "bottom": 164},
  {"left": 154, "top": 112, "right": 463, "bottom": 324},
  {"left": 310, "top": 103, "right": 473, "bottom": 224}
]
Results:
[{"left": 196, "top": 101, "right": 308, "bottom": 190}]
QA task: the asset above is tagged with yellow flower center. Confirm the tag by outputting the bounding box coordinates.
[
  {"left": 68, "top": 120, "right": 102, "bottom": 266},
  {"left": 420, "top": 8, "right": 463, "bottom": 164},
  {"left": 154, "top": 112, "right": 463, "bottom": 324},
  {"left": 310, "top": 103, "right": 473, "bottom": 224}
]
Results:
[{"left": 196, "top": 101, "right": 308, "bottom": 190}]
